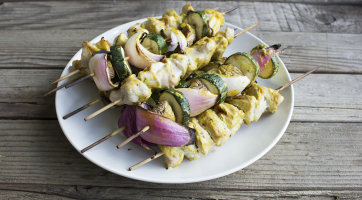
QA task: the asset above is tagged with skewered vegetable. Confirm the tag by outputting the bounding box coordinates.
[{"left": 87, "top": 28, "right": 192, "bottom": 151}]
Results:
[
  {"left": 190, "top": 73, "right": 228, "bottom": 105},
  {"left": 224, "top": 52, "right": 260, "bottom": 88},
  {"left": 136, "top": 104, "right": 195, "bottom": 146},
  {"left": 159, "top": 89, "right": 191, "bottom": 125},
  {"left": 259, "top": 55, "right": 279, "bottom": 79},
  {"left": 183, "top": 11, "right": 209, "bottom": 40},
  {"left": 141, "top": 33, "right": 168, "bottom": 55}
]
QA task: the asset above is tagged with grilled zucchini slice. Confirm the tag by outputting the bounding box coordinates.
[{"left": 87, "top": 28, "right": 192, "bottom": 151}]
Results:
[
  {"left": 177, "top": 79, "right": 190, "bottom": 88},
  {"left": 141, "top": 33, "right": 167, "bottom": 55},
  {"left": 146, "top": 93, "right": 160, "bottom": 108},
  {"left": 192, "top": 73, "right": 228, "bottom": 105},
  {"left": 183, "top": 11, "right": 209, "bottom": 40},
  {"left": 259, "top": 55, "right": 279, "bottom": 79},
  {"left": 200, "top": 61, "right": 221, "bottom": 72},
  {"left": 159, "top": 89, "right": 190, "bottom": 125},
  {"left": 110, "top": 45, "right": 132, "bottom": 83},
  {"left": 224, "top": 52, "right": 259, "bottom": 87}
]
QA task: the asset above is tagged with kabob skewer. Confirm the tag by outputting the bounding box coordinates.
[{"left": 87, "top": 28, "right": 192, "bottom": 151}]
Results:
[
  {"left": 47, "top": 4, "right": 238, "bottom": 88},
  {"left": 128, "top": 66, "right": 321, "bottom": 170},
  {"left": 60, "top": 22, "right": 261, "bottom": 120}
]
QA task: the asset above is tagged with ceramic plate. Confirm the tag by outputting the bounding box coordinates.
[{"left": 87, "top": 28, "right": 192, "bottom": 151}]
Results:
[{"left": 56, "top": 18, "right": 294, "bottom": 184}]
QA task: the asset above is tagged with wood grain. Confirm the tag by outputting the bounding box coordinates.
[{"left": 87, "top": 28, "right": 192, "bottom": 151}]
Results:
[
  {"left": 0, "top": 1, "right": 361, "bottom": 33},
  {"left": 1, "top": 185, "right": 362, "bottom": 200},
  {"left": 0, "top": 69, "right": 361, "bottom": 122},
  {"left": 0, "top": 120, "right": 360, "bottom": 193}
]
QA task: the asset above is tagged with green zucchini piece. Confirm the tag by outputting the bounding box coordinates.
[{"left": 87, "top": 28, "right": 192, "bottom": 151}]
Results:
[
  {"left": 259, "top": 55, "right": 279, "bottom": 79},
  {"left": 146, "top": 93, "right": 160, "bottom": 108},
  {"left": 110, "top": 45, "right": 132, "bottom": 83},
  {"left": 200, "top": 61, "right": 221, "bottom": 72},
  {"left": 177, "top": 80, "right": 190, "bottom": 88},
  {"left": 183, "top": 11, "right": 209, "bottom": 40},
  {"left": 141, "top": 33, "right": 167, "bottom": 55},
  {"left": 224, "top": 52, "right": 259, "bottom": 87},
  {"left": 192, "top": 73, "right": 228, "bottom": 104},
  {"left": 159, "top": 89, "right": 190, "bottom": 125}
]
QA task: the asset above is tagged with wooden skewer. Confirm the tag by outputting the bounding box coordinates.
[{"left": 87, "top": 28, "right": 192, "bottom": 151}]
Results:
[
  {"left": 81, "top": 126, "right": 126, "bottom": 153},
  {"left": 84, "top": 99, "right": 123, "bottom": 121},
  {"left": 124, "top": 56, "right": 130, "bottom": 61},
  {"left": 129, "top": 152, "right": 165, "bottom": 171},
  {"left": 44, "top": 75, "right": 84, "bottom": 96},
  {"left": 222, "top": 5, "right": 241, "bottom": 15},
  {"left": 234, "top": 22, "right": 261, "bottom": 38},
  {"left": 276, "top": 45, "right": 293, "bottom": 56},
  {"left": 65, "top": 73, "right": 94, "bottom": 89},
  {"left": 212, "top": 7, "right": 220, "bottom": 11},
  {"left": 63, "top": 97, "right": 102, "bottom": 120},
  {"left": 117, "top": 126, "right": 150, "bottom": 149},
  {"left": 276, "top": 66, "right": 321, "bottom": 92},
  {"left": 52, "top": 67, "right": 84, "bottom": 84}
]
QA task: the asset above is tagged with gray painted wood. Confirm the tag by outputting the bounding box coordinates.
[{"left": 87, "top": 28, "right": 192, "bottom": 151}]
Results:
[
  {"left": 0, "top": 121, "right": 361, "bottom": 195},
  {"left": 0, "top": 1, "right": 361, "bottom": 33}
]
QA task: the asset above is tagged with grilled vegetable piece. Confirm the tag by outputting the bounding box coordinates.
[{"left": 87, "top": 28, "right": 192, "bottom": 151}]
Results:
[
  {"left": 197, "top": 109, "right": 231, "bottom": 146},
  {"left": 141, "top": 33, "right": 167, "bottom": 55},
  {"left": 207, "top": 64, "right": 250, "bottom": 97},
  {"left": 259, "top": 55, "right": 280, "bottom": 79},
  {"left": 191, "top": 73, "right": 228, "bottom": 105},
  {"left": 146, "top": 93, "right": 160, "bottom": 108},
  {"left": 110, "top": 45, "right": 132, "bottom": 83},
  {"left": 179, "top": 23, "right": 196, "bottom": 46},
  {"left": 118, "top": 105, "right": 153, "bottom": 150},
  {"left": 89, "top": 53, "right": 119, "bottom": 91},
  {"left": 159, "top": 89, "right": 191, "bottom": 125},
  {"left": 224, "top": 52, "right": 260, "bottom": 88},
  {"left": 177, "top": 88, "right": 218, "bottom": 117},
  {"left": 183, "top": 11, "right": 209, "bottom": 40},
  {"left": 200, "top": 61, "right": 221, "bottom": 72},
  {"left": 177, "top": 79, "right": 190, "bottom": 88},
  {"left": 250, "top": 44, "right": 280, "bottom": 73},
  {"left": 136, "top": 106, "right": 195, "bottom": 146}
]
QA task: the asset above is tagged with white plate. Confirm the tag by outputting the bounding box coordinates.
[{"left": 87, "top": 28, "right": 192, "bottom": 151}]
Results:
[{"left": 56, "top": 18, "right": 294, "bottom": 184}]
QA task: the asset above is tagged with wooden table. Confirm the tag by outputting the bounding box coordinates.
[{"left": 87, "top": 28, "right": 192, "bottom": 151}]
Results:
[{"left": 1, "top": 0, "right": 361, "bottom": 199}]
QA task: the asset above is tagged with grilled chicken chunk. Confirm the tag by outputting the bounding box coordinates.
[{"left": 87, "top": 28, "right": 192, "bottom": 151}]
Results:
[
  {"left": 197, "top": 109, "right": 231, "bottom": 146},
  {"left": 214, "top": 103, "right": 244, "bottom": 137}
]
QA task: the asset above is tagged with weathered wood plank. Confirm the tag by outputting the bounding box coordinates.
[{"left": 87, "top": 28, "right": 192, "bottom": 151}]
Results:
[
  {"left": 0, "top": 69, "right": 361, "bottom": 122},
  {"left": 0, "top": 1, "right": 361, "bottom": 33},
  {"left": 1, "top": 30, "right": 361, "bottom": 73},
  {"left": 3, "top": 0, "right": 362, "bottom": 4},
  {"left": 0, "top": 120, "right": 361, "bottom": 191},
  {"left": 1, "top": 184, "right": 362, "bottom": 200}
]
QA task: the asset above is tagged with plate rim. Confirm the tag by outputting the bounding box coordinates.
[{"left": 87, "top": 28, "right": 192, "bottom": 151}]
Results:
[{"left": 55, "top": 18, "right": 294, "bottom": 184}]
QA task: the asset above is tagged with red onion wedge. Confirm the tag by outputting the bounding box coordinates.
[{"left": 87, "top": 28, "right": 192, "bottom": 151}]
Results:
[
  {"left": 136, "top": 106, "right": 195, "bottom": 147},
  {"left": 118, "top": 105, "right": 154, "bottom": 150},
  {"left": 125, "top": 32, "right": 164, "bottom": 69},
  {"left": 176, "top": 88, "right": 218, "bottom": 116},
  {"left": 89, "top": 53, "right": 118, "bottom": 91},
  {"left": 163, "top": 27, "right": 187, "bottom": 52},
  {"left": 250, "top": 44, "right": 281, "bottom": 72}
]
